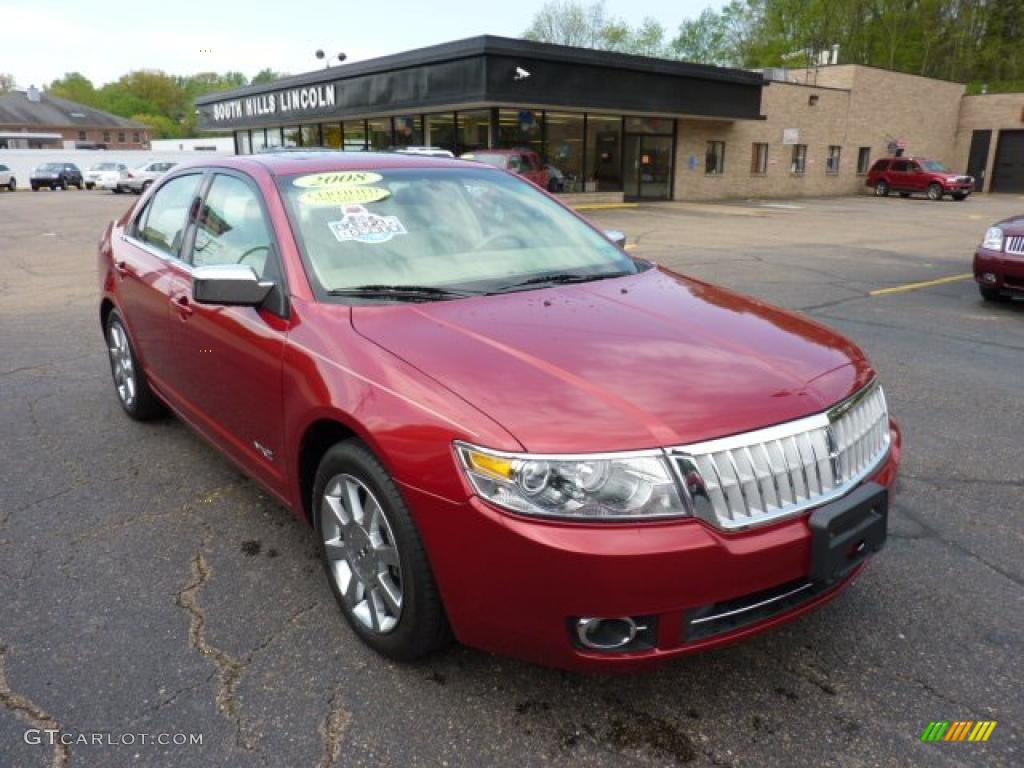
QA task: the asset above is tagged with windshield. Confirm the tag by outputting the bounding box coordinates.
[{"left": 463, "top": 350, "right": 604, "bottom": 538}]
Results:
[
  {"left": 38, "top": 163, "right": 62, "bottom": 171},
  {"left": 921, "top": 160, "right": 951, "bottom": 172},
  {"left": 279, "top": 167, "right": 638, "bottom": 297},
  {"left": 91, "top": 163, "right": 119, "bottom": 171}
]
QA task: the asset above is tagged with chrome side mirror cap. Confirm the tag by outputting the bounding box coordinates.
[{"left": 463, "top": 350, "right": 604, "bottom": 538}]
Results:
[
  {"left": 192, "top": 264, "right": 273, "bottom": 307},
  {"left": 604, "top": 229, "right": 627, "bottom": 249}
]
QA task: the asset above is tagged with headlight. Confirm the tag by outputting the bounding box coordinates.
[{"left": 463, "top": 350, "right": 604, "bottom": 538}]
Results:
[
  {"left": 455, "top": 443, "right": 687, "bottom": 520},
  {"left": 982, "top": 227, "right": 1004, "bottom": 251}
]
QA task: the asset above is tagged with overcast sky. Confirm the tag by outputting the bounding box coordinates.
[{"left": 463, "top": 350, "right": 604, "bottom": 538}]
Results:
[{"left": 7, "top": 0, "right": 724, "bottom": 88}]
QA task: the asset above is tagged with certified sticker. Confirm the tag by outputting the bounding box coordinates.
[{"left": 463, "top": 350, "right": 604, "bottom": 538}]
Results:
[
  {"left": 328, "top": 205, "right": 407, "bottom": 244},
  {"left": 293, "top": 171, "right": 383, "bottom": 188},
  {"left": 300, "top": 186, "right": 390, "bottom": 206}
]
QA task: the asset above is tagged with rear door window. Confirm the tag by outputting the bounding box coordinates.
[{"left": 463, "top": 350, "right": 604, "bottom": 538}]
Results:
[
  {"left": 891, "top": 160, "right": 909, "bottom": 172},
  {"left": 871, "top": 159, "right": 889, "bottom": 172}
]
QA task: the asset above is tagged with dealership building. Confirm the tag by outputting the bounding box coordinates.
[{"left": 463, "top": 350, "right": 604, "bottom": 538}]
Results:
[{"left": 196, "top": 35, "right": 1024, "bottom": 201}]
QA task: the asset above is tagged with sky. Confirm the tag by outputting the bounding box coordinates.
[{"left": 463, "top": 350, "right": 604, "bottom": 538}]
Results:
[{"left": 5, "top": 0, "right": 724, "bottom": 89}]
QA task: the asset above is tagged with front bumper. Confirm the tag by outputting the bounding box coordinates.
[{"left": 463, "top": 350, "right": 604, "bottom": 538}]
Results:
[
  {"left": 408, "top": 420, "right": 902, "bottom": 671},
  {"left": 943, "top": 182, "right": 973, "bottom": 194},
  {"left": 975, "top": 247, "right": 1024, "bottom": 295}
]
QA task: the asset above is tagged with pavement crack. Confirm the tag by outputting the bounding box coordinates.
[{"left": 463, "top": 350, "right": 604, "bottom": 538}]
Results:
[
  {"left": 315, "top": 690, "right": 352, "bottom": 768},
  {"left": 0, "top": 644, "right": 71, "bottom": 768}
]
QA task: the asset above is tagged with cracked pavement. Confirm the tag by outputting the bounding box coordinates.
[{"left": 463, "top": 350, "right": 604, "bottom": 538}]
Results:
[{"left": 1, "top": 190, "right": 1021, "bottom": 767}]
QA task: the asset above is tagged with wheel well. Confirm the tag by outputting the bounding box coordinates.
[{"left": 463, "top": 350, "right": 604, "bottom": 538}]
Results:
[
  {"left": 298, "top": 419, "right": 358, "bottom": 523},
  {"left": 99, "top": 298, "right": 115, "bottom": 331}
]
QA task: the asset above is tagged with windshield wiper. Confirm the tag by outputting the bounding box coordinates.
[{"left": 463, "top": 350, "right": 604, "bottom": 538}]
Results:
[
  {"left": 326, "top": 284, "right": 479, "bottom": 301},
  {"left": 495, "top": 271, "right": 632, "bottom": 292}
]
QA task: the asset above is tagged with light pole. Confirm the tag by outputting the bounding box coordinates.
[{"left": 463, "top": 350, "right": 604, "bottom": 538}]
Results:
[{"left": 315, "top": 50, "right": 347, "bottom": 69}]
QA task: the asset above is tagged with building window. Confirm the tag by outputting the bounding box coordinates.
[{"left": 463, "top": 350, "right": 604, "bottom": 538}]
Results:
[
  {"left": 250, "top": 128, "right": 267, "bottom": 153},
  {"left": 457, "top": 110, "right": 490, "bottom": 153},
  {"left": 321, "top": 123, "right": 342, "bottom": 149},
  {"left": 426, "top": 113, "right": 456, "bottom": 153},
  {"left": 585, "top": 114, "right": 622, "bottom": 192},
  {"left": 343, "top": 120, "right": 367, "bottom": 151},
  {"left": 133, "top": 132, "right": 140, "bottom": 143},
  {"left": 545, "top": 112, "right": 584, "bottom": 192},
  {"left": 751, "top": 142, "right": 768, "bottom": 174},
  {"left": 300, "top": 124, "right": 321, "bottom": 147},
  {"left": 393, "top": 115, "right": 423, "bottom": 148},
  {"left": 103, "top": 131, "right": 111, "bottom": 142},
  {"left": 497, "top": 109, "right": 542, "bottom": 155},
  {"left": 265, "top": 127, "right": 283, "bottom": 149},
  {"left": 705, "top": 141, "right": 725, "bottom": 175},
  {"left": 236, "top": 130, "right": 252, "bottom": 155},
  {"left": 857, "top": 147, "right": 871, "bottom": 175},
  {"left": 118, "top": 132, "right": 126, "bottom": 143},
  {"left": 283, "top": 126, "right": 301, "bottom": 147},
  {"left": 827, "top": 146, "right": 841, "bottom": 174},
  {"left": 791, "top": 144, "right": 807, "bottom": 174},
  {"left": 367, "top": 118, "right": 392, "bottom": 150}
]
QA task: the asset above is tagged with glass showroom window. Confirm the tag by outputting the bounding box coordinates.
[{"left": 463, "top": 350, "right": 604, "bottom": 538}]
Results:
[
  {"left": 624, "top": 116, "right": 674, "bottom": 134},
  {"left": 706, "top": 141, "right": 726, "bottom": 175},
  {"left": 585, "top": 114, "right": 622, "bottom": 192},
  {"left": 368, "top": 118, "right": 392, "bottom": 150},
  {"left": 250, "top": 128, "right": 267, "bottom": 153},
  {"left": 301, "top": 124, "right": 321, "bottom": 147},
  {"left": 265, "top": 127, "right": 283, "bottom": 149},
  {"left": 751, "top": 142, "right": 768, "bottom": 174},
  {"left": 545, "top": 112, "right": 584, "bottom": 192},
  {"left": 236, "top": 130, "right": 252, "bottom": 155},
  {"left": 497, "top": 109, "right": 543, "bottom": 156},
  {"left": 857, "top": 147, "right": 871, "bottom": 175},
  {"left": 827, "top": 145, "right": 841, "bottom": 174},
  {"left": 321, "top": 123, "right": 342, "bottom": 149},
  {"left": 458, "top": 110, "right": 491, "bottom": 153},
  {"left": 344, "top": 121, "right": 367, "bottom": 151},
  {"left": 791, "top": 144, "right": 807, "bottom": 174},
  {"left": 283, "top": 126, "right": 301, "bottom": 147},
  {"left": 393, "top": 115, "right": 423, "bottom": 148},
  {"left": 427, "top": 113, "right": 456, "bottom": 153}
]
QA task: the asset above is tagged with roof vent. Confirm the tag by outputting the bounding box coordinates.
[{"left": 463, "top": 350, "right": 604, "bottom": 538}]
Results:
[{"left": 26, "top": 85, "right": 41, "bottom": 102}]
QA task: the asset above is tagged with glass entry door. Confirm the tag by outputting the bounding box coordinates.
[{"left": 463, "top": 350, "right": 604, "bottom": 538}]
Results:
[{"left": 624, "top": 134, "right": 673, "bottom": 200}]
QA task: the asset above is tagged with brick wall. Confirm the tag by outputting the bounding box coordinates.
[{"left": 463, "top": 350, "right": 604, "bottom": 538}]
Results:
[
  {"left": 954, "top": 93, "right": 1024, "bottom": 192},
  {"left": 0, "top": 124, "right": 150, "bottom": 150}
]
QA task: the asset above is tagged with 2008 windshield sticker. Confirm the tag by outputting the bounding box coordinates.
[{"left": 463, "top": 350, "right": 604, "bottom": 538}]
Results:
[
  {"left": 328, "top": 205, "right": 407, "bottom": 244},
  {"left": 293, "top": 171, "right": 382, "bottom": 188}
]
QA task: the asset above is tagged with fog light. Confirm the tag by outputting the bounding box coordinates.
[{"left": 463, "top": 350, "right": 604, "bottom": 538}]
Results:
[
  {"left": 981, "top": 272, "right": 997, "bottom": 284},
  {"left": 572, "top": 615, "right": 657, "bottom": 652}
]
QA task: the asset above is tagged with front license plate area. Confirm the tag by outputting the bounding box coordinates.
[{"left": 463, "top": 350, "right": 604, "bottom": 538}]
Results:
[{"left": 808, "top": 483, "right": 887, "bottom": 584}]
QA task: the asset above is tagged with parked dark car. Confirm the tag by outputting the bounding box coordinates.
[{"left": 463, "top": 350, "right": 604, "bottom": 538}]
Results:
[
  {"left": 30, "top": 162, "right": 84, "bottom": 191},
  {"left": 974, "top": 217, "right": 1024, "bottom": 301},
  {"left": 866, "top": 157, "right": 973, "bottom": 201}
]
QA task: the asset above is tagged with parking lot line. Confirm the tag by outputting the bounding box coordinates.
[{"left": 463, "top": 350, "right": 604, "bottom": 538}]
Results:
[{"left": 869, "top": 273, "right": 973, "bottom": 296}]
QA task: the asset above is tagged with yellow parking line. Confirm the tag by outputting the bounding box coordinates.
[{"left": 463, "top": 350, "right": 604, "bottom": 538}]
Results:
[
  {"left": 869, "top": 273, "right": 973, "bottom": 296},
  {"left": 574, "top": 203, "right": 640, "bottom": 211},
  {"left": 624, "top": 243, "right": 636, "bottom": 251}
]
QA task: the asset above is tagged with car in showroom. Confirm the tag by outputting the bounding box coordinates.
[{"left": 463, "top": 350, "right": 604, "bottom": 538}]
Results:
[
  {"left": 460, "top": 148, "right": 551, "bottom": 190},
  {"left": 866, "top": 156, "right": 973, "bottom": 201},
  {"left": 116, "top": 160, "right": 177, "bottom": 194},
  {"left": 98, "top": 152, "right": 901, "bottom": 670},
  {"left": 0, "top": 163, "right": 16, "bottom": 191},
  {"left": 30, "top": 162, "right": 84, "bottom": 190},
  {"left": 85, "top": 161, "right": 130, "bottom": 190},
  {"left": 975, "top": 217, "right": 1024, "bottom": 301}
]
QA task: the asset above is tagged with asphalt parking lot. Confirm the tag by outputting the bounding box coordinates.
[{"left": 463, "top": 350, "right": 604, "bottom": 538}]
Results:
[{"left": 1, "top": 188, "right": 1021, "bottom": 768}]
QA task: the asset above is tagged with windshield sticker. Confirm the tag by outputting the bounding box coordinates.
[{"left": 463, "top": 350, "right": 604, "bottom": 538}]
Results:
[
  {"left": 300, "top": 186, "right": 390, "bottom": 206},
  {"left": 328, "top": 205, "right": 407, "bottom": 244},
  {"left": 293, "top": 171, "right": 382, "bottom": 188}
]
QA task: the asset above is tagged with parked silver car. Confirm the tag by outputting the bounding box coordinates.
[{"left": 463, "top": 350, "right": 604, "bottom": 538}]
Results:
[
  {"left": 116, "top": 160, "right": 177, "bottom": 194},
  {"left": 85, "top": 162, "right": 129, "bottom": 190},
  {"left": 0, "top": 163, "right": 16, "bottom": 191}
]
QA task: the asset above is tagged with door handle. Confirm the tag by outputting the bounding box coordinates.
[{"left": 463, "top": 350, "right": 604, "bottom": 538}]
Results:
[
  {"left": 113, "top": 260, "right": 129, "bottom": 276},
  {"left": 172, "top": 294, "right": 194, "bottom": 317}
]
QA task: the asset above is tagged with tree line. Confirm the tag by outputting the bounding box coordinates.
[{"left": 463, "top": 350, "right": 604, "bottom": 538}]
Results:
[{"left": 525, "top": 0, "right": 1024, "bottom": 93}]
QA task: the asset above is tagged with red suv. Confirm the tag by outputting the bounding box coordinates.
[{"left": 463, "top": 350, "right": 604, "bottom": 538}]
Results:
[
  {"left": 866, "top": 156, "right": 973, "bottom": 201},
  {"left": 98, "top": 152, "right": 901, "bottom": 671}
]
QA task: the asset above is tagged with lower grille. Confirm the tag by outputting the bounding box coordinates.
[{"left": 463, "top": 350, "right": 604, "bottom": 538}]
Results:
[{"left": 670, "top": 383, "right": 890, "bottom": 530}]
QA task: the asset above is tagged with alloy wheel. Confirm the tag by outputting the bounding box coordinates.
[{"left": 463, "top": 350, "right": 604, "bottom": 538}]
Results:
[
  {"left": 321, "top": 474, "right": 403, "bottom": 634},
  {"left": 107, "top": 322, "right": 136, "bottom": 408}
]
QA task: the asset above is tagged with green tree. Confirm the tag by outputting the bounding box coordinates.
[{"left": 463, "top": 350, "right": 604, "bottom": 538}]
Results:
[
  {"left": 672, "top": 8, "right": 732, "bottom": 65},
  {"left": 0, "top": 73, "right": 16, "bottom": 93},
  {"left": 130, "top": 113, "right": 182, "bottom": 139},
  {"left": 251, "top": 68, "right": 283, "bottom": 85},
  {"left": 48, "top": 72, "right": 102, "bottom": 106}
]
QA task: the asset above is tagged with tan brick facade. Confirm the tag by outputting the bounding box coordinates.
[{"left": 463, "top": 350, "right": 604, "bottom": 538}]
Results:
[{"left": 953, "top": 93, "right": 1024, "bottom": 192}]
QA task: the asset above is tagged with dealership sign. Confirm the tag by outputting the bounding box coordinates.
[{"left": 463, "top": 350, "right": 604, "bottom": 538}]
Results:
[{"left": 211, "top": 85, "right": 336, "bottom": 122}]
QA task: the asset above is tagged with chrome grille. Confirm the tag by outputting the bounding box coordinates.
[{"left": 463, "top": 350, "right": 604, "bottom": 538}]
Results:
[
  {"left": 1005, "top": 235, "right": 1024, "bottom": 255},
  {"left": 670, "top": 383, "right": 890, "bottom": 530}
]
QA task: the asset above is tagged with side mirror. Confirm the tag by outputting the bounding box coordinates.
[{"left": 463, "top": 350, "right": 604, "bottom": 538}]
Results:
[
  {"left": 604, "top": 229, "right": 627, "bottom": 249},
  {"left": 192, "top": 264, "right": 273, "bottom": 306}
]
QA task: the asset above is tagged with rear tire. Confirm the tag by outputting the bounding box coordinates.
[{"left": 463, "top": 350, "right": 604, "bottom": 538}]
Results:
[
  {"left": 7, "top": 179, "right": 15, "bottom": 191},
  {"left": 86, "top": 183, "right": 94, "bottom": 190},
  {"left": 313, "top": 440, "right": 451, "bottom": 661},
  {"left": 113, "top": 185, "right": 123, "bottom": 194},
  {"left": 979, "top": 284, "right": 1005, "bottom": 302},
  {"left": 31, "top": 184, "right": 39, "bottom": 191},
  {"left": 104, "top": 310, "right": 166, "bottom": 421},
  {"left": 874, "top": 181, "right": 890, "bottom": 197},
  {"left": 141, "top": 180, "right": 152, "bottom": 194},
  {"left": 927, "top": 183, "right": 943, "bottom": 201}
]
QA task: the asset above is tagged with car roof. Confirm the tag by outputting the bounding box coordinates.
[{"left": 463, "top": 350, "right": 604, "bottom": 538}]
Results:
[{"left": 217, "top": 150, "right": 487, "bottom": 177}]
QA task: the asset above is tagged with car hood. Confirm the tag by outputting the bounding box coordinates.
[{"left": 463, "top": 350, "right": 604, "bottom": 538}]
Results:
[
  {"left": 351, "top": 268, "right": 874, "bottom": 453},
  {"left": 996, "top": 215, "right": 1024, "bottom": 235}
]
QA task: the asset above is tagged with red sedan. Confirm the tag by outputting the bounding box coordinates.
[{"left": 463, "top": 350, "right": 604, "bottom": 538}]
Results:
[{"left": 98, "top": 152, "right": 901, "bottom": 671}]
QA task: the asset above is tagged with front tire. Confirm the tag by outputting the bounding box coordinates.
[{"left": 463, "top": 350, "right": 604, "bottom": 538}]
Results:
[
  {"left": 313, "top": 440, "right": 450, "bottom": 661},
  {"left": 86, "top": 183, "right": 94, "bottom": 190},
  {"left": 927, "top": 183, "right": 943, "bottom": 201},
  {"left": 7, "top": 179, "right": 15, "bottom": 191},
  {"left": 104, "top": 310, "right": 166, "bottom": 420},
  {"left": 874, "top": 181, "right": 890, "bottom": 197},
  {"left": 113, "top": 185, "right": 123, "bottom": 194}
]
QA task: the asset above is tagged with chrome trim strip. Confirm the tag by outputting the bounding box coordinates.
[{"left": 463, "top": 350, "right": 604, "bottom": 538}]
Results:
[
  {"left": 690, "top": 582, "right": 815, "bottom": 625},
  {"left": 452, "top": 440, "right": 664, "bottom": 462}
]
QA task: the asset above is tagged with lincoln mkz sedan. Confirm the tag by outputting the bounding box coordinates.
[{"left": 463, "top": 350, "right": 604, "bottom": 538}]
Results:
[{"left": 98, "top": 152, "right": 901, "bottom": 670}]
